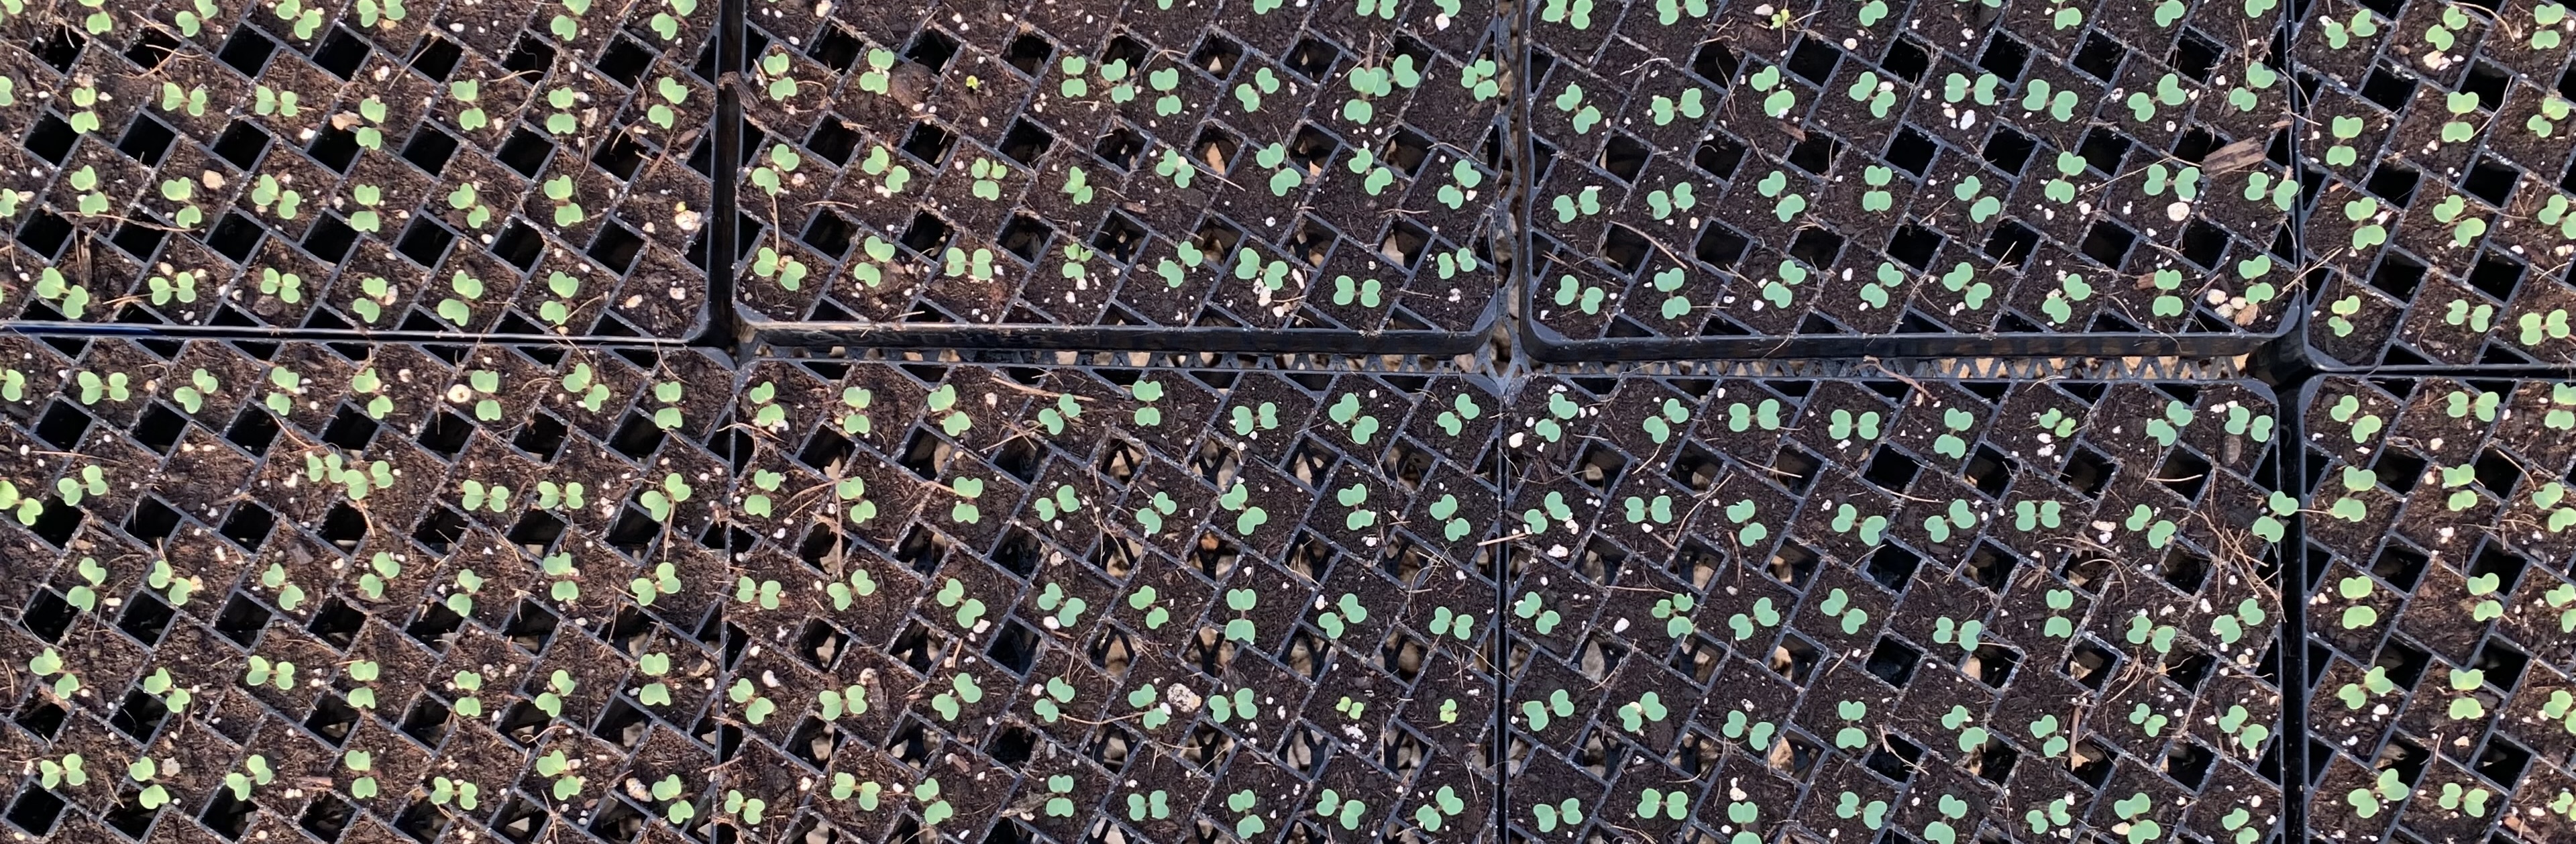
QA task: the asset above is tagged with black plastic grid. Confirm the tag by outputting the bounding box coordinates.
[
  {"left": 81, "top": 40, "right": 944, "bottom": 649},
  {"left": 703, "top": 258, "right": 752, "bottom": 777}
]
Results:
[
  {"left": 0, "top": 348, "right": 1509, "bottom": 843},
  {"left": 0, "top": 350, "right": 2316, "bottom": 844},
  {"left": 1521, "top": 0, "right": 2300, "bottom": 361},
  {"left": 1501, "top": 374, "right": 2290, "bottom": 842},
  {"left": 0, "top": 2, "right": 718, "bottom": 340},
  {"left": 728, "top": 360, "right": 1504, "bottom": 842},
  {"left": 2290, "top": 1, "right": 2576, "bottom": 370},
  {"left": 724, "top": 0, "right": 1512, "bottom": 353},
  {"left": 2298, "top": 374, "right": 2576, "bottom": 843},
  {"left": 0, "top": 334, "right": 737, "bottom": 843},
  {"left": 7, "top": 2, "right": 2562, "bottom": 842}
]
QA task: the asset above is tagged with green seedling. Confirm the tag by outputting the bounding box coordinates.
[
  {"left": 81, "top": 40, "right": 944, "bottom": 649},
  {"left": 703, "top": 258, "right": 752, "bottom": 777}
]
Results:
[
  {"left": 243, "top": 655, "right": 294, "bottom": 691},
  {"left": 635, "top": 652, "right": 676, "bottom": 706}
]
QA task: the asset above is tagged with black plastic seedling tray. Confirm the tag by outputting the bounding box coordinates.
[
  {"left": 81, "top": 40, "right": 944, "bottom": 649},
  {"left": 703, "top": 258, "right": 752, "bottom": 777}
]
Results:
[
  {"left": 0, "top": 334, "right": 740, "bottom": 843},
  {"left": 0, "top": 344, "right": 1509, "bottom": 842},
  {"left": 1500, "top": 372, "right": 2291, "bottom": 843},
  {"left": 2294, "top": 1, "right": 2576, "bottom": 370},
  {"left": 13, "top": 2, "right": 2573, "bottom": 843},
  {"left": 1519, "top": 0, "right": 2300, "bottom": 362},
  {"left": 0, "top": 3, "right": 719, "bottom": 341},
  {"left": 2296, "top": 373, "right": 2576, "bottom": 843},
  {"left": 724, "top": 0, "right": 1512, "bottom": 354}
]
